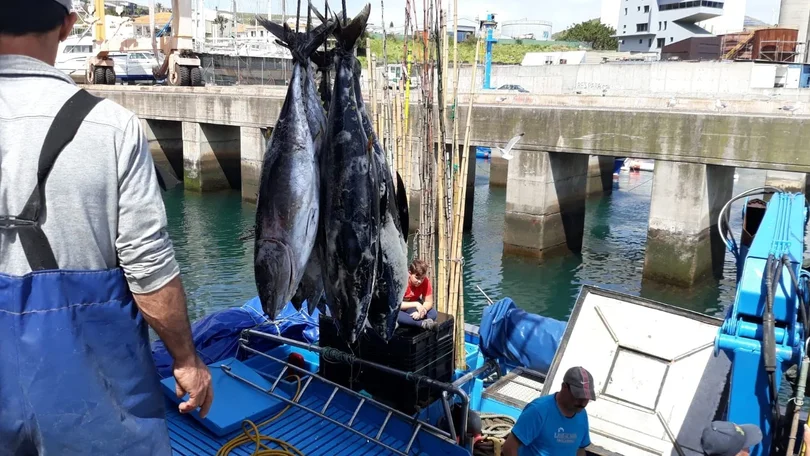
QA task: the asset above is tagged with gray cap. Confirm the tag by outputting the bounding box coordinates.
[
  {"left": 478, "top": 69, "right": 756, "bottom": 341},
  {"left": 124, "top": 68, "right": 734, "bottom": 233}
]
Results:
[
  {"left": 53, "top": 0, "right": 72, "bottom": 12},
  {"left": 563, "top": 366, "right": 597, "bottom": 401},
  {"left": 700, "top": 421, "right": 762, "bottom": 456}
]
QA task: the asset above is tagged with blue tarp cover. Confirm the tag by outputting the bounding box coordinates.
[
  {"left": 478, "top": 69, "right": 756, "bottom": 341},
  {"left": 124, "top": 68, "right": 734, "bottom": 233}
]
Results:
[
  {"left": 151, "top": 297, "right": 320, "bottom": 379},
  {"left": 478, "top": 298, "right": 565, "bottom": 374}
]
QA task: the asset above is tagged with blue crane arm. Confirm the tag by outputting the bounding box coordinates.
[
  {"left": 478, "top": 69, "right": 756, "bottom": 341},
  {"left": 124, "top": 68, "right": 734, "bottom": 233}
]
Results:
[{"left": 716, "top": 191, "right": 808, "bottom": 456}]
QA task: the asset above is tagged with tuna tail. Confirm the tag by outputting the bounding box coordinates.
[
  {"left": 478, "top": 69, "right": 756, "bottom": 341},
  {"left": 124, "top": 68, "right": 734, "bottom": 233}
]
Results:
[
  {"left": 257, "top": 15, "right": 335, "bottom": 62},
  {"left": 333, "top": 4, "right": 370, "bottom": 52},
  {"left": 396, "top": 171, "right": 409, "bottom": 236},
  {"left": 311, "top": 50, "right": 334, "bottom": 109}
]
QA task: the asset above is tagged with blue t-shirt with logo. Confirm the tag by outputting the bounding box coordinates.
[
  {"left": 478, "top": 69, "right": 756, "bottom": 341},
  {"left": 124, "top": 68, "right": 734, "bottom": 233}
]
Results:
[{"left": 511, "top": 394, "right": 591, "bottom": 456}]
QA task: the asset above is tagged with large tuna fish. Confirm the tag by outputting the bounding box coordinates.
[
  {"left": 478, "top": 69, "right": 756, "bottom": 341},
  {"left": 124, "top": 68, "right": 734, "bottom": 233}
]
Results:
[
  {"left": 350, "top": 57, "right": 409, "bottom": 341},
  {"left": 253, "top": 19, "right": 333, "bottom": 319},
  {"left": 321, "top": 4, "right": 380, "bottom": 343}
]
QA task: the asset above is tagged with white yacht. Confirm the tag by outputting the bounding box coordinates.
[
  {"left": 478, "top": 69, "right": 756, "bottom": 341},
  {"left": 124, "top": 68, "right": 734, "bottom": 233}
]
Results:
[{"left": 55, "top": 35, "right": 96, "bottom": 83}]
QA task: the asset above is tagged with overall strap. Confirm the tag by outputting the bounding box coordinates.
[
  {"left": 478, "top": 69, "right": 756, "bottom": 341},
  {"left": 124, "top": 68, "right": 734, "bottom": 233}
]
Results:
[{"left": 0, "top": 89, "right": 103, "bottom": 271}]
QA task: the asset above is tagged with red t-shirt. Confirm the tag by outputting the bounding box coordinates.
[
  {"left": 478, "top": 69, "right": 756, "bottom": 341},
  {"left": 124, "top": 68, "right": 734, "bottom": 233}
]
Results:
[{"left": 403, "top": 277, "right": 433, "bottom": 302}]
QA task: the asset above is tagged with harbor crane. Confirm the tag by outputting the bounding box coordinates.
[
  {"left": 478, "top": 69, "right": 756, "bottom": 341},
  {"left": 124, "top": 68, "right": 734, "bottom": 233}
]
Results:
[{"left": 85, "top": 0, "right": 202, "bottom": 86}]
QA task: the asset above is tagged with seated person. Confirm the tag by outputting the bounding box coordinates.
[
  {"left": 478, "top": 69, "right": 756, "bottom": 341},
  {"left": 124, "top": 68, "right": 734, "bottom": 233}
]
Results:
[
  {"left": 398, "top": 259, "right": 438, "bottom": 330},
  {"left": 700, "top": 421, "right": 762, "bottom": 456},
  {"left": 502, "top": 366, "right": 595, "bottom": 456}
]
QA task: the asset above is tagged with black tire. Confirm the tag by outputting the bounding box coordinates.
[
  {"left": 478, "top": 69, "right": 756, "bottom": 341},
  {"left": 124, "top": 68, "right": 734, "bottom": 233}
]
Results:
[
  {"left": 104, "top": 67, "right": 116, "bottom": 85},
  {"left": 93, "top": 67, "right": 105, "bottom": 85},
  {"left": 169, "top": 63, "right": 190, "bottom": 86},
  {"left": 190, "top": 67, "right": 202, "bottom": 87}
]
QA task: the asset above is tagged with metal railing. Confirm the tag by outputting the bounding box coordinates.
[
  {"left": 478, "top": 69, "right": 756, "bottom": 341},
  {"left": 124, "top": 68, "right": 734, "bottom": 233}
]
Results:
[{"left": 229, "top": 329, "right": 476, "bottom": 454}]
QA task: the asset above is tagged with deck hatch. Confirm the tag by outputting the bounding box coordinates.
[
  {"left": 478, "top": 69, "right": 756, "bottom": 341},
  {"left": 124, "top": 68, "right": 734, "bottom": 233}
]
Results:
[{"left": 542, "top": 286, "right": 731, "bottom": 456}]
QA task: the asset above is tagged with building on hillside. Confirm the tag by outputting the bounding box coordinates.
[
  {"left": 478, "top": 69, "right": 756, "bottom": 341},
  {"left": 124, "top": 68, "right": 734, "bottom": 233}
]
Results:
[
  {"left": 501, "top": 19, "right": 553, "bottom": 41},
  {"left": 132, "top": 11, "right": 173, "bottom": 37},
  {"left": 614, "top": 0, "right": 725, "bottom": 52}
]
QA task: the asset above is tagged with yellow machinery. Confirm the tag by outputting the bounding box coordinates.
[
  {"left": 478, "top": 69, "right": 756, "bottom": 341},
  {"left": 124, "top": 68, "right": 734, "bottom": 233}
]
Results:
[{"left": 85, "top": 0, "right": 202, "bottom": 86}]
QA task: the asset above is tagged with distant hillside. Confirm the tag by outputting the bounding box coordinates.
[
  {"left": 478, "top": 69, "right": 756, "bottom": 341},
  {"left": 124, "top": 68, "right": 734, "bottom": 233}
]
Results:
[{"left": 552, "top": 18, "right": 600, "bottom": 40}]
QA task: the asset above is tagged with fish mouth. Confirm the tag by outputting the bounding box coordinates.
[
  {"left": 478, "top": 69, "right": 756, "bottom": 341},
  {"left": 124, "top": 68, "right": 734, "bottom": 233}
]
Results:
[{"left": 255, "top": 238, "right": 297, "bottom": 318}]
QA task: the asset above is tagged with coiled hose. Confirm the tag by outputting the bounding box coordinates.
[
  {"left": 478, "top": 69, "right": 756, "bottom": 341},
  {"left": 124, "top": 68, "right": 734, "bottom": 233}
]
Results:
[{"left": 216, "top": 375, "right": 304, "bottom": 456}]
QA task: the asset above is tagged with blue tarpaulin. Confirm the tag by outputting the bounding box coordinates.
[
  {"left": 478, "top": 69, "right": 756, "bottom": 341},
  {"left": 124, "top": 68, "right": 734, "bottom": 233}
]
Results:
[
  {"left": 151, "top": 297, "right": 321, "bottom": 379},
  {"left": 478, "top": 298, "right": 566, "bottom": 374}
]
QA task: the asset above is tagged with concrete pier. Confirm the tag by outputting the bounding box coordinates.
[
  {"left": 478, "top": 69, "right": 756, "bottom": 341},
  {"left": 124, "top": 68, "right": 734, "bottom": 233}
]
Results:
[
  {"left": 490, "top": 156, "right": 509, "bottom": 188},
  {"left": 586, "top": 155, "right": 615, "bottom": 195},
  {"left": 643, "top": 161, "right": 735, "bottom": 286},
  {"left": 142, "top": 119, "right": 183, "bottom": 180},
  {"left": 182, "top": 122, "right": 242, "bottom": 192},
  {"left": 764, "top": 171, "right": 810, "bottom": 194},
  {"left": 503, "top": 150, "right": 589, "bottom": 257},
  {"left": 240, "top": 127, "right": 268, "bottom": 203}
]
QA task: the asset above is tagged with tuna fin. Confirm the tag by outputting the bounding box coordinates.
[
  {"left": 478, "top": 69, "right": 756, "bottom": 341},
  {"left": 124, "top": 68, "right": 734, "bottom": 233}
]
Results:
[
  {"left": 309, "top": 1, "right": 329, "bottom": 24},
  {"left": 396, "top": 171, "right": 409, "bottom": 236},
  {"left": 257, "top": 15, "right": 335, "bottom": 61},
  {"left": 334, "top": 4, "right": 370, "bottom": 51}
]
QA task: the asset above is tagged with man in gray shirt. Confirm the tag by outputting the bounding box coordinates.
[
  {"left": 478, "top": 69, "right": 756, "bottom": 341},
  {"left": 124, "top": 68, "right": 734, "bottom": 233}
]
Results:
[{"left": 0, "top": 1, "right": 212, "bottom": 454}]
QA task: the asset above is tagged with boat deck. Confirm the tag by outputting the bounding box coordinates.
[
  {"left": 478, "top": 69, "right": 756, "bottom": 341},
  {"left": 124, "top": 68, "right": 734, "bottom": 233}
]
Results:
[{"left": 166, "top": 371, "right": 467, "bottom": 456}]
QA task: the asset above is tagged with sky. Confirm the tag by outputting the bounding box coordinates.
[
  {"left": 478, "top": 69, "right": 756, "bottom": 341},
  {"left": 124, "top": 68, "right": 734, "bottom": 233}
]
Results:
[{"left": 137, "top": 0, "right": 781, "bottom": 33}]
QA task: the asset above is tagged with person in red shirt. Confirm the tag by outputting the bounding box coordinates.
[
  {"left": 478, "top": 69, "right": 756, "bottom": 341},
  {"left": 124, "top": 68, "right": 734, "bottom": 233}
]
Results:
[{"left": 398, "top": 259, "right": 438, "bottom": 330}]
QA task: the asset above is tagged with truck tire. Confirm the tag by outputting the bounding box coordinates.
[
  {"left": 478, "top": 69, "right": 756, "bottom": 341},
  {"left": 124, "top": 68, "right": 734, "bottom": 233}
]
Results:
[
  {"left": 105, "top": 67, "right": 116, "bottom": 85},
  {"left": 93, "top": 67, "right": 105, "bottom": 85},
  {"left": 170, "top": 63, "right": 191, "bottom": 86},
  {"left": 190, "top": 67, "right": 202, "bottom": 87}
]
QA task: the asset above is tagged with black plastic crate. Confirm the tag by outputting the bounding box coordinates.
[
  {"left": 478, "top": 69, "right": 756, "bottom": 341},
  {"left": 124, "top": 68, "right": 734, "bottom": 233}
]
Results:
[
  {"left": 317, "top": 314, "right": 363, "bottom": 390},
  {"left": 360, "top": 313, "right": 456, "bottom": 415}
]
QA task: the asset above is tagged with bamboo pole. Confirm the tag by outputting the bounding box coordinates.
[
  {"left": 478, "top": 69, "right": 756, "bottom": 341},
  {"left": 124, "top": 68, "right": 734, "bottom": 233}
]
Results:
[
  {"left": 448, "top": 32, "right": 481, "bottom": 370},
  {"left": 369, "top": 52, "right": 378, "bottom": 134},
  {"left": 435, "top": 7, "right": 449, "bottom": 315},
  {"left": 403, "top": 49, "right": 413, "bottom": 191},
  {"left": 394, "top": 89, "right": 403, "bottom": 177},
  {"left": 449, "top": 0, "right": 461, "bottom": 247}
]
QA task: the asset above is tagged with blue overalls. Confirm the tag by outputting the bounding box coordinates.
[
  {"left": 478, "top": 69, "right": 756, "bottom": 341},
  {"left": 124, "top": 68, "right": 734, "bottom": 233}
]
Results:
[{"left": 0, "top": 90, "right": 172, "bottom": 455}]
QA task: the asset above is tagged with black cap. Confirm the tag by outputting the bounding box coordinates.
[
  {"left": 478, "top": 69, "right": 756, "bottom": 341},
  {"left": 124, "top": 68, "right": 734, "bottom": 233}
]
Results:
[
  {"left": 700, "top": 421, "right": 762, "bottom": 456},
  {"left": 563, "top": 366, "right": 596, "bottom": 401}
]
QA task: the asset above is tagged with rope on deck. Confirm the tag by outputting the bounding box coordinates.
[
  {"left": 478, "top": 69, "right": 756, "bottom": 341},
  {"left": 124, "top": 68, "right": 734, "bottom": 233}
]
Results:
[{"left": 473, "top": 413, "right": 516, "bottom": 456}]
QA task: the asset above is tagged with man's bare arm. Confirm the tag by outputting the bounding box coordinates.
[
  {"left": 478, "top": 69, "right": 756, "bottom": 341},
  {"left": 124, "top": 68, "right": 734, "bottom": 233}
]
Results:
[
  {"left": 502, "top": 433, "right": 520, "bottom": 456},
  {"left": 133, "top": 276, "right": 213, "bottom": 417},
  {"left": 401, "top": 301, "right": 420, "bottom": 310},
  {"left": 133, "top": 276, "right": 195, "bottom": 364}
]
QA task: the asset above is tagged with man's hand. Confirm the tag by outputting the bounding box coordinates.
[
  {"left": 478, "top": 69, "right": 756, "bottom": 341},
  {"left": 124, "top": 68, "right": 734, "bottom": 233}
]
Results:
[
  {"left": 410, "top": 311, "right": 421, "bottom": 320},
  {"left": 415, "top": 302, "right": 425, "bottom": 316},
  {"left": 173, "top": 356, "right": 214, "bottom": 418}
]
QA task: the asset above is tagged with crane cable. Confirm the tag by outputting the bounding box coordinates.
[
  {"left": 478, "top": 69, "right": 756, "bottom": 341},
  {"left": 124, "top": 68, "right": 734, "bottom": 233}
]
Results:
[{"left": 216, "top": 375, "right": 304, "bottom": 456}]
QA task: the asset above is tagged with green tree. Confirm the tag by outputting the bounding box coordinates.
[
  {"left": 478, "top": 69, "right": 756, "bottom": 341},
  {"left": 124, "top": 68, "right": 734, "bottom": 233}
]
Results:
[{"left": 556, "top": 19, "right": 618, "bottom": 51}]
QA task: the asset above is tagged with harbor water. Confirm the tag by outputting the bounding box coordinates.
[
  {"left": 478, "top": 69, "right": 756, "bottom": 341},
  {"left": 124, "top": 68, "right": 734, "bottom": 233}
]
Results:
[{"left": 164, "top": 159, "right": 767, "bottom": 326}]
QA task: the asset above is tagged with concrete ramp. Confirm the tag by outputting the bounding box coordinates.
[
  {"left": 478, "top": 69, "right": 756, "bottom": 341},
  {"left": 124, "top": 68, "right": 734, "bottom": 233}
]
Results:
[{"left": 543, "top": 286, "right": 731, "bottom": 456}]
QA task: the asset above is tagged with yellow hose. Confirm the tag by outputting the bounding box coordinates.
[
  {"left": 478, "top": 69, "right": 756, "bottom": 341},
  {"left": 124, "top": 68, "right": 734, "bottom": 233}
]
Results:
[{"left": 217, "top": 376, "right": 304, "bottom": 456}]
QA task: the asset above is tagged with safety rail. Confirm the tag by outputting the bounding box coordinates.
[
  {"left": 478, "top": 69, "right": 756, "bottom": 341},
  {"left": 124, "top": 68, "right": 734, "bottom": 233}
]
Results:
[{"left": 229, "top": 329, "right": 477, "bottom": 454}]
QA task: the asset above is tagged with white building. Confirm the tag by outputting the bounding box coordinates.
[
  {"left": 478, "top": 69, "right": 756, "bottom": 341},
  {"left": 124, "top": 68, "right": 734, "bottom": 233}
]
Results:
[
  {"left": 600, "top": 0, "right": 622, "bottom": 30},
  {"left": 614, "top": 0, "right": 724, "bottom": 52},
  {"left": 698, "top": 0, "right": 746, "bottom": 34}
]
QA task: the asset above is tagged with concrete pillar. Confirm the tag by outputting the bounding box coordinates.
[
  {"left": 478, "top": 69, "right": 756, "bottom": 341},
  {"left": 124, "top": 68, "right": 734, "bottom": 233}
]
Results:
[
  {"left": 764, "top": 171, "right": 810, "bottom": 194},
  {"left": 586, "top": 155, "right": 615, "bottom": 196},
  {"left": 182, "top": 122, "right": 242, "bottom": 192},
  {"left": 142, "top": 119, "right": 183, "bottom": 180},
  {"left": 240, "top": 127, "right": 268, "bottom": 203},
  {"left": 490, "top": 156, "right": 508, "bottom": 188},
  {"left": 643, "top": 161, "right": 735, "bottom": 287},
  {"left": 503, "top": 150, "right": 589, "bottom": 258}
]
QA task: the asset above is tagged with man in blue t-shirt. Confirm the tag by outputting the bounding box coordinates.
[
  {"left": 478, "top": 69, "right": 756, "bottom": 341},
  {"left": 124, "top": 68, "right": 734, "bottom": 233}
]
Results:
[{"left": 502, "top": 366, "right": 596, "bottom": 456}]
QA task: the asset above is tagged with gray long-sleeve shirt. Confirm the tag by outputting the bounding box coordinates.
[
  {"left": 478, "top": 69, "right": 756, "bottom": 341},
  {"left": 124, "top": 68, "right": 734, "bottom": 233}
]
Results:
[{"left": 0, "top": 55, "right": 179, "bottom": 294}]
